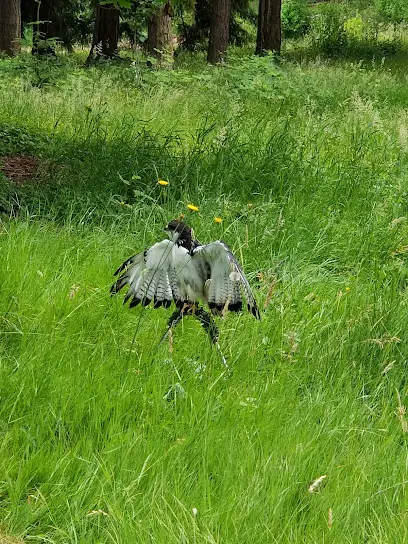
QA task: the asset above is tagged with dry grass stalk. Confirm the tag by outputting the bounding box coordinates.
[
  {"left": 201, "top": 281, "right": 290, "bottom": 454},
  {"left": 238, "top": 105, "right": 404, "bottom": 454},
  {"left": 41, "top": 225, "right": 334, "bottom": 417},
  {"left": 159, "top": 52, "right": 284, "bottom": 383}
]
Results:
[
  {"left": 308, "top": 474, "right": 327, "bottom": 493},
  {"left": 0, "top": 531, "right": 24, "bottom": 544},
  {"left": 264, "top": 277, "right": 277, "bottom": 310},
  {"left": 328, "top": 507, "right": 333, "bottom": 529},
  {"left": 396, "top": 389, "right": 408, "bottom": 433}
]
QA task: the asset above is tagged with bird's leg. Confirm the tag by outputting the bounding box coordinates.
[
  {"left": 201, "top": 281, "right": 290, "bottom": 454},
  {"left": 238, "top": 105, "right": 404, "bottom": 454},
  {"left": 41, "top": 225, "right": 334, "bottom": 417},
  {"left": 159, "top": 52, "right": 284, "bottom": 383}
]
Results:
[
  {"left": 158, "top": 304, "right": 196, "bottom": 348},
  {"left": 159, "top": 305, "right": 229, "bottom": 371},
  {"left": 168, "top": 307, "right": 184, "bottom": 327},
  {"left": 194, "top": 307, "right": 229, "bottom": 371},
  {"left": 194, "top": 307, "right": 219, "bottom": 343},
  {"left": 158, "top": 308, "right": 184, "bottom": 346}
]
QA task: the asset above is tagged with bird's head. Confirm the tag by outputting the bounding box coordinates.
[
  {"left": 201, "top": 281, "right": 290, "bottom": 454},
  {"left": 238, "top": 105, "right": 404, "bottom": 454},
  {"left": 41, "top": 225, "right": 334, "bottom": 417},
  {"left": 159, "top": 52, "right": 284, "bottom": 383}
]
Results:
[{"left": 165, "top": 219, "right": 194, "bottom": 249}]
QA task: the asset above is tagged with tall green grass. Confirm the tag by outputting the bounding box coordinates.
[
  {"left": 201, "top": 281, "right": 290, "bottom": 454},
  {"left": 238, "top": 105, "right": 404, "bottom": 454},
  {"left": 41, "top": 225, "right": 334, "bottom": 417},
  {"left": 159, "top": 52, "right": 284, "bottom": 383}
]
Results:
[{"left": 1, "top": 50, "right": 408, "bottom": 542}]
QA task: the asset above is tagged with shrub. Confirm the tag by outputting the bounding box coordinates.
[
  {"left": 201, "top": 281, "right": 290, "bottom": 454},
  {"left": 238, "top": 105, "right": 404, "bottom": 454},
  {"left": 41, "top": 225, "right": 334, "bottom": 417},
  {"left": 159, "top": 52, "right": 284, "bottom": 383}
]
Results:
[
  {"left": 343, "top": 14, "right": 365, "bottom": 41},
  {"left": 281, "top": 0, "right": 310, "bottom": 39},
  {"left": 309, "top": 3, "right": 346, "bottom": 54},
  {"left": 376, "top": 0, "right": 408, "bottom": 25}
]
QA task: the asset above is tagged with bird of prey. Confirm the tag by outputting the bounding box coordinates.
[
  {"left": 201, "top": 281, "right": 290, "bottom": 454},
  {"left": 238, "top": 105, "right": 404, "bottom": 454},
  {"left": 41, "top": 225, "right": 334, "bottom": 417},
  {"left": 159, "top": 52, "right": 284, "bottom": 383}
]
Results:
[{"left": 111, "top": 219, "right": 260, "bottom": 360}]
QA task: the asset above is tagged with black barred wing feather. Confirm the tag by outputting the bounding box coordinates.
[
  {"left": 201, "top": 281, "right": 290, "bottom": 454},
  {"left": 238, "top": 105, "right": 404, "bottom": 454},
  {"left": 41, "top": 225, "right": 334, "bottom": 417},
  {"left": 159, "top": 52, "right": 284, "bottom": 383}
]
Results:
[
  {"left": 111, "top": 239, "right": 179, "bottom": 309},
  {"left": 193, "top": 241, "right": 260, "bottom": 319}
]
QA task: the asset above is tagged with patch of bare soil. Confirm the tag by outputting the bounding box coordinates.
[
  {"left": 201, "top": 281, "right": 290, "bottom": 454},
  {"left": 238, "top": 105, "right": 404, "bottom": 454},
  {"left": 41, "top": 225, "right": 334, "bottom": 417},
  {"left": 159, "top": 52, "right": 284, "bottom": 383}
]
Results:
[{"left": 0, "top": 155, "right": 39, "bottom": 185}]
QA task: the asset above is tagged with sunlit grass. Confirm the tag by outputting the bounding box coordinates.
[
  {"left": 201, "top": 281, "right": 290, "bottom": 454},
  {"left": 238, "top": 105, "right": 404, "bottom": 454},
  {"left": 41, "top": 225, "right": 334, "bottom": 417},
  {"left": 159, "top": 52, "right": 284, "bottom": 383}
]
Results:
[{"left": 1, "top": 46, "right": 408, "bottom": 542}]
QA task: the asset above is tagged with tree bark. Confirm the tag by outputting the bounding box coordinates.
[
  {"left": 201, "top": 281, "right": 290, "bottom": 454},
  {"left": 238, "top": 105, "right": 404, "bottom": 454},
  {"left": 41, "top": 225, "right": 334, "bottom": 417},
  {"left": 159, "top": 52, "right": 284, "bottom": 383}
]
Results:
[
  {"left": 147, "top": 2, "right": 173, "bottom": 67},
  {"left": 86, "top": 3, "right": 119, "bottom": 64},
  {"left": 256, "top": 0, "right": 282, "bottom": 55},
  {"left": 207, "top": 0, "right": 231, "bottom": 64},
  {"left": 0, "top": 0, "right": 21, "bottom": 55}
]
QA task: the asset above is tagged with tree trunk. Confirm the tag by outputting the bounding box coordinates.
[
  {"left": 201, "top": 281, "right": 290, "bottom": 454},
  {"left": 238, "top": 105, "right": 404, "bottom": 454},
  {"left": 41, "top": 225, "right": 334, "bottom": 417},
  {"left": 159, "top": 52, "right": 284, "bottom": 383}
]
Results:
[
  {"left": 207, "top": 0, "right": 230, "bottom": 64},
  {"left": 147, "top": 2, "right": 173, "bottom": 67},
  {"left": 256, "top": 0, "right": 265, "bottom": 54},
  {"left": 256, "top": 0, "right": 282, "bottom": 55},
  {"left": 0, "top": 0, "right": 21, "bottom": 55},
  {"left": 86, "top": 3, "right": 119, "bottom": 64}
]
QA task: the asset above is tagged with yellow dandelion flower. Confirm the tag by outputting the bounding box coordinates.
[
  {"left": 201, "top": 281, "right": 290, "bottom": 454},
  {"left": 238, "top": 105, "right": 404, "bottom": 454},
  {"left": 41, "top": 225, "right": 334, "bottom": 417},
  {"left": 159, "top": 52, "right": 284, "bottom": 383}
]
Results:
[
  {"left": 345, "top": 286, "right": 351, "bottom": 292},
  {"left": 187, "top": 203, "right": 199, "bottom": 212},
  {"left": 214, "top": 217, "right": 223, "bottom": 223},
  {"left": 158, "top": 179, "right": 169, "bottom": 186}
]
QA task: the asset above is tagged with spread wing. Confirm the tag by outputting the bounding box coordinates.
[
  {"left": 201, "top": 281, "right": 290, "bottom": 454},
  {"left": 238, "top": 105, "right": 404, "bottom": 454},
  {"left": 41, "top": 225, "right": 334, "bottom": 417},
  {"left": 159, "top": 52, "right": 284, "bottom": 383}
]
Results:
[
  {"left": 193, "top": 241, "right": 260, "bottom": 319},
  {"left": 111, "top": 239, "right": 181, "bottom": 309}
]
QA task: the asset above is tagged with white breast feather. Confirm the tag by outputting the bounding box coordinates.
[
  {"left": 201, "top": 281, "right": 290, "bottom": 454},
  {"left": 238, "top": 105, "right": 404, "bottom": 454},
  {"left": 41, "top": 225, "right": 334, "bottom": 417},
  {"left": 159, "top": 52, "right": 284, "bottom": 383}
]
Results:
[{"left": 171, "top": 245, "right": 205, "bottom": 301}]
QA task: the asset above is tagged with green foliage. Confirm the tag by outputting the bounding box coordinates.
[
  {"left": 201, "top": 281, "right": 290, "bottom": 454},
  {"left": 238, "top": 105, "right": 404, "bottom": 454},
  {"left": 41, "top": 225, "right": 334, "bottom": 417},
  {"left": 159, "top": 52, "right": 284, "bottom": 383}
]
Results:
[
  {"left": 343, "top": 13, "right": 365, "bottom": 40},
  {"left": 0, "top": 125, "right": 48, "bottom": 156},
  {"left": 281, "top": 0, "right": 310, "bottom": 39},
  {"left": 21, "top": 0, "right": 93, "bottom": 50},
  {"left": 342, "top": 9, "right": 385, "bottom": 45},
  {"left": 286, "top": 0, "right": 408, "bottom": 58},
  {"left": 17, "top": 54, "right": 68, "bottom": 88},
  {"left": 309, "top": 3, "right": 347, "bottom": 54},
  {"left": 376, "top": 0, "right": 408, "bottom": 24},
  {"left": 141, "top": 54, "right": 280, "bottom": 99}
]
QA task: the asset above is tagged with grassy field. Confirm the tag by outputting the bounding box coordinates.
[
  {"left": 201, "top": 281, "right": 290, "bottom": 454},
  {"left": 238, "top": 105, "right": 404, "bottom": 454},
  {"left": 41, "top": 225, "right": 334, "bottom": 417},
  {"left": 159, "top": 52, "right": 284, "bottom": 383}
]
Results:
[{"left": 1, "top": 46, "right": 408, "bottom": 542}]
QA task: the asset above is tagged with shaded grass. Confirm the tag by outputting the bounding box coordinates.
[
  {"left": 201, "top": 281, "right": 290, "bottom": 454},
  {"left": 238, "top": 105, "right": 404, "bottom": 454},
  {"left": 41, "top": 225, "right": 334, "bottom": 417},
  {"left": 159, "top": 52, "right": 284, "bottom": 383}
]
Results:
[
  {"left": 1, "top": 49, "right": 408, "bottom": 542},
  {"left": 1, "top": 51, "right": 408, "bottom": 223}
]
